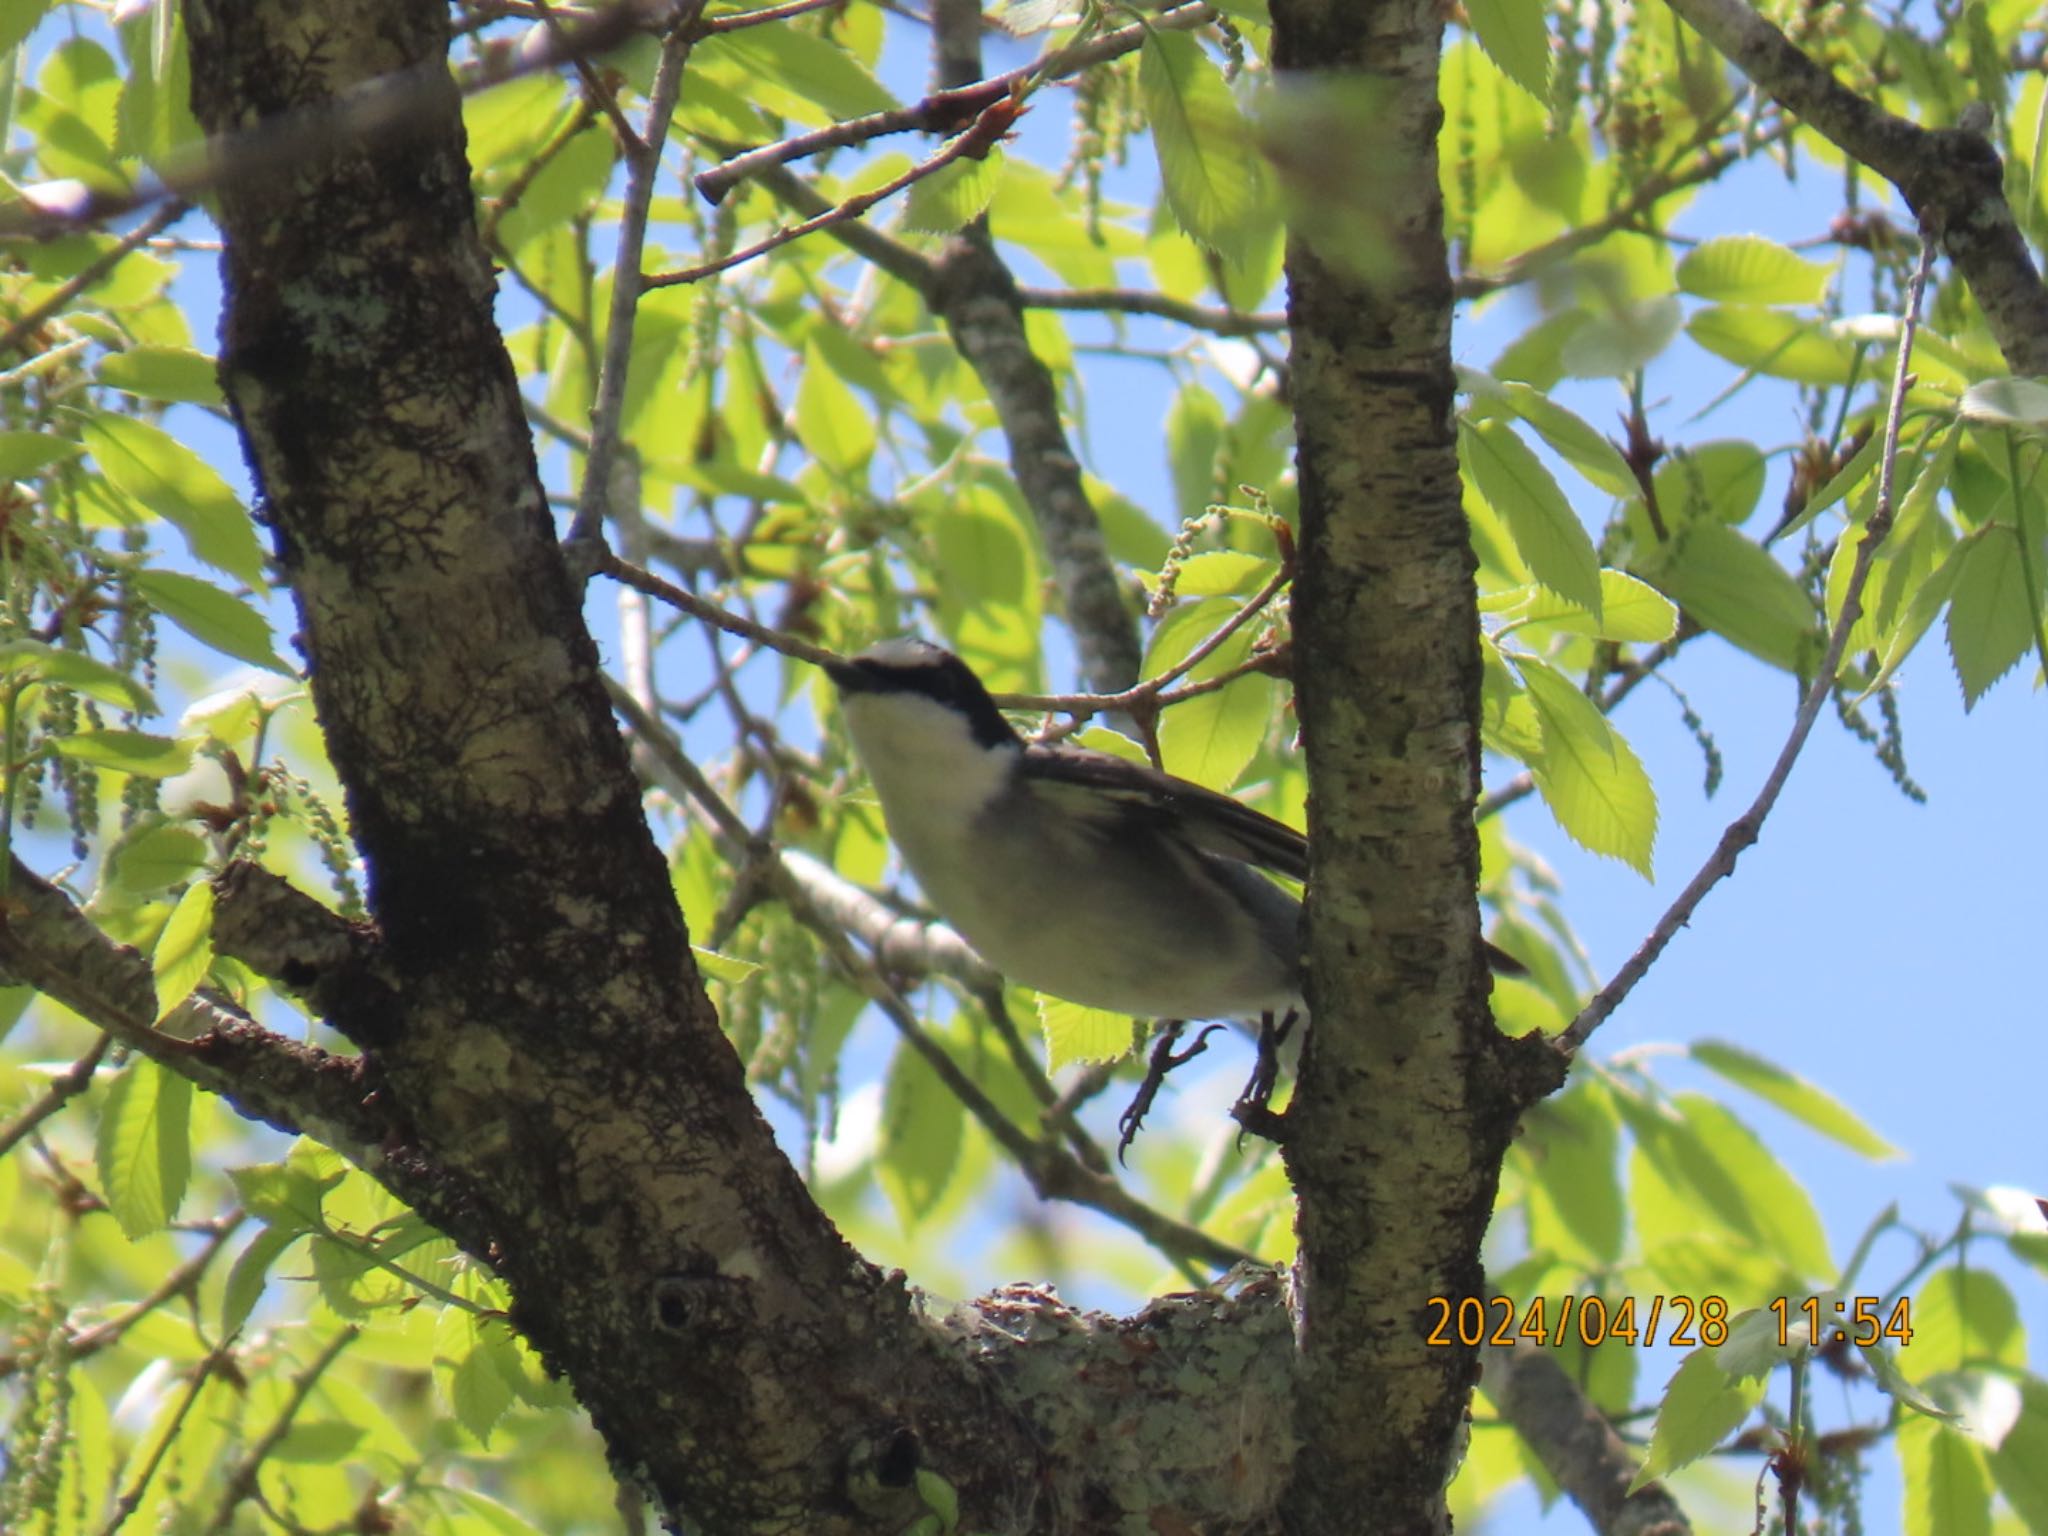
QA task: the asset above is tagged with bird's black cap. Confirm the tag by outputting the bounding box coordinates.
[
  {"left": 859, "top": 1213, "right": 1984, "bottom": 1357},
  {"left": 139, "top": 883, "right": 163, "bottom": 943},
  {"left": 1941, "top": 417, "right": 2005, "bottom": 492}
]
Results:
[{"left": 826, "top": 639, "right": 1021, "bottom": 751}]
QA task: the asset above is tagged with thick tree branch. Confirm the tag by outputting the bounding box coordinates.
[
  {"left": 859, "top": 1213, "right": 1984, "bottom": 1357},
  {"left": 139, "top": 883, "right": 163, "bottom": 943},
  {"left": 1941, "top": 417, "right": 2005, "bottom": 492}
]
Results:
[
  {"left": 1661, "top": 0, "right": 2048, "bottom": 375},
  {"left": 1484, "top": 1345, "right": 1692, "bottom": 1536},
  {"left": 0, "top": 858, "right": 398, "bottom": 1160},
  {"left": 1265, "top": 2, "right": 1567, "bottom": 1531}
]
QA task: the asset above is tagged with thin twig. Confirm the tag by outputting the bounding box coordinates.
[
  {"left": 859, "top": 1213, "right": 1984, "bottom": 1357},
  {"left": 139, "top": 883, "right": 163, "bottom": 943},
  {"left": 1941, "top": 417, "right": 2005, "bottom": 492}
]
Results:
[
  {"left": 650, "top": 96, "right": 1019, "bottom": 288},
  {"left": 1559, "top": 230, "right": 1938, "bottom": 1056},
  {"left": 204, "top": 1326, "right": 361, "bottom": 1536},
  {"left": 64, "top": 1213, "right": 246, "bottom": 1359},
  {"left": 692, "top": 0, "right": 1218, "bottom": 203},
  {"left": 0, "top": 1033, "right": 112, "bottom": 1159},
  {"left": 569, "top": 13, "right": 702, "bottom": 546},
  {"left": 0, "top": 200, "right": 189, "bottom": 356},
  {"left": 96, "top": 1343, "right": 233, "bottom": 1536},
  {"left": 703, "top": 0, "right": 845, "bottom": 31},
  {"left": 1016, "top": 284, "right": 1286, "bottom": 336}
]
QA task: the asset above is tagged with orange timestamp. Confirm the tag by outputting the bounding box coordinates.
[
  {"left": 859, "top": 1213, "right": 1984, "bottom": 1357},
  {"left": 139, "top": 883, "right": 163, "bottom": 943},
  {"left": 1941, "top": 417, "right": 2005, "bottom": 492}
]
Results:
[
  {"left": 1423, "top": 1293, "right": 1730, "bottom": 1349},
  {"left": 1769, "top": 1294, "right": 1914, "bottom": 1348}
]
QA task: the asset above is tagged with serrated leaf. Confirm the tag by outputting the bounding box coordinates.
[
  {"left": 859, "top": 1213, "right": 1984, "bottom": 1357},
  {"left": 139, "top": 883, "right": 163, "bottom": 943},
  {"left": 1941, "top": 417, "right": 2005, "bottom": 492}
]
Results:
[
  {"left": 1687, "top": 305, "right": 1858, "bottom": 385},
  {"left": 1863, "top": 1339, "right": 1954, "bottom": 1419},
  {"left": 1908, "top": 1268, "right": 2025, "bottom": 1376},
  {"left": 1167, "top": 550, "right": 1274, "bottom": 599},
  {"left": 1521, "top": 1082, "right": 1623, "bottom": 1266},
  {"left": 0, "top": 428, "right": 83, "bottom": 478},
  {"left": 1495, "top": 382, "right": 1639, "bottom": 497},
  {"left": 1461, "top": 418, "right": 1602, "bottom": 617},
  {"left": 1667, "top": 1093, "right": 1833, "bottom": 1282},
  {"left": 1502, "top": 570, "right": 1678, "bottom": 643},
  {"left": 1775, "top": 423, "right": 1886, "bottom": 543},
  {"left": 903, "top": 146, "right": 1004, "bottom": 233},
  {"left": 877, "top": 1038, "right": 964, "bottom": 1226},
  {"left": 1690, "top": 1039, "right": 1899, "bottom": 1160},
  {"left": 1518, "top": 657, "right": 1656, "bottom": 876},
  {"left": 436, "top": 1305, "right": 515, "bottom": 1446},
  {"left": 0, "top": 0, "right": 52, "bottom": 55},
  {"left": 1653, "top": 440, "right": 1766, "bottom": 527},
  {"left": 1676, "top": 235, "right": 1831, "bottom": 305},
  {"left": 109, "top": 823, "right": 208, "bottom": 894},
  {"left": 1943, "top": 526, "right": 2036, "bottom": 709},
  {"left": 1900, "top": 1416, "right": 1993, "bottom": 1536},
  {"left": 221, "top": 1224, "right": 305, "bottom": 1338},
  {"left": 704, "top": 23, "right": 897, "bottom": 125},
  {"left": 1462, "top": 0, "right": 1551, "bottom": 99},
  {"left": 1989, "top": 1380, "right": 2048, "bottom": 1529},
  {"left": 1643, "top": 520, "right": 1817, "bottom": 672},
  {"left": 692, "top": 946, "right": 761, "bottom": 986},
  {"left": 1715, "top": 1305, "right": 1808, "bottom": 1380},
  {"left": 1139, "top": 30, "right": 1269, "bottom": 264},
  {"left": 0, "top": 638, "right": 157, "bottom": 714},
  {"left": 152, "top": 877, "right": 214, "bottom": 1020},
  {"left": 228, "top": 1155, "right": 344, "bottom": 1232},
  {"left": 52, "top": 729, "right": 192, "bottom": 777},
  {"left": 1037, "top": 994, "right": 1141, "bottom": 1070},
  {"left": 132, "top": 568, "right": 292, "bottom": 674},
  {"left": 1630, "top": 1347, "right": 1766, "bottom": 1491},
  {"left": 1957, "top": 376, "right": 2048, "bottom": 427},
  {"left": 81, "top": 413, "right": 267, "bottom": 585},
  {"left": 95, "top": 345, "right": 222, "bottom": 405},
  {"left": 94, "top": 1058, "right": 192, "bottom": 1239},
  {"left": 795, "top": 340, "right": 875, "bottom": 479}
]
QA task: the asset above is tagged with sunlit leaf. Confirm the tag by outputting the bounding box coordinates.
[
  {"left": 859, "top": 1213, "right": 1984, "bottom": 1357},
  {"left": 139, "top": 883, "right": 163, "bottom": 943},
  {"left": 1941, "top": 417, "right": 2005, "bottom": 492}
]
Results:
[
  {"left": 1139, "top": 30, "right": 1269, "bottom": 264},
  {"left": 94, "top": 1057, "right": 192, "bottom": 1239},
  {"left": 1676, "top": 235, "right": 1831, "bottom": 305},
  {"left": 1690, "top": 1039, "right": 1899, "bottom": 1159},
  {"left": 152, "top": 876, "right": 215, "bottom": 1019},
  {"left": 1461, "top": 418, "right": 1602, "bottom": 618},
  {"left": 81, "top": 412, "right": 267, "bottom": 585},
  {"left": 1461, "top": 0, "right": 1550, "bottom": 99},
  {"left": 1518, "top": 657, "right": 1656, "bottom": 876},
  {"left": 1629, "top": 1347, "right": 1765, "bottom": 1491},
  {"left": 1037, "top": 995, "right": 1140, "bottom": 1070}
]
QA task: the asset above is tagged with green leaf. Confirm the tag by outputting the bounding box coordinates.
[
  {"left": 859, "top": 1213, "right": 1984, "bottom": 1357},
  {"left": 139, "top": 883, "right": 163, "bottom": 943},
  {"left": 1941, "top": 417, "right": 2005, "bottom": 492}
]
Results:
[
  {"left": 1150, "top": 605, "right": 1270, "bottom": 793},
  {"left": 52, "top": 728, "right": 192, "bottom": 777},
  {"left": 692, "top": 946, "right": 762, "bottom": 985},
  {"left": 108, "top": 822, "right": 208, "bottom": 895},
  {"left": 221, "top": 1224, "right": 306, "bottom": 1338},
  {"left": 81, "top": 413, "right": 267, "bottom": 585},
  {"left": 1642, "top": 520, "right": 1817, "bottom": 672},
  {"left": 152, "top": 877, "right": 215, "bottom": 1020},
  {"left": 1461, "top": 0, "right": 1551, "bottom": 99},
  {"left": 1461, "top": 418, "right": 1603, "bottom": 617},
  {"left": 1037, "top": 994, "right": 1141, "bottom": 1070},
  {"left": 228, "top": 1152, "right": 345, "bottom": 1233},
  {"left": 794, "top": 340, "right": 875, "bottom": 479},
  {"left": 1652, "top": 440, "right": 1766, "bottom": 527},
  {"left": 272, "top": 1420, "right": 366, "bottom": 1464},
  {"left": 1943, "top": 525, "right": 2035, "bottom": 709},
  {"left": 903, "top": 147, "right": 1004, "bottom": 234},
  {"left": 1167, "top": 551, "right": 1274, "bottom": 598},
  {"left": 0, "top": 428, "right": 84, "bottom": 478},
  {"left": 0, "top": 638, "right": 157, "bottom": 714},
  {"left": 878, "top": 1038, "right": 964, "bottom": 1226},
  {"left": 1676, "top": 235, "right": 1831, "bottom": 305},
  {"left": 1645, "top": 1093, "right": 1833, "bottom": 1283},
  {"left": 133, "top": 568, "right": 292, "bottom": 673},
  {"left": 1907, "top": 1269, "right": 2025, "bottom": 1377},
  {"left": 0, "top": 0, "right": 53, "bottom": 55},
  {"left": 1494, "top": 381, "right": 1639, "bottom": 497},
  {"left": 1495, "top": 570, "right": 1678, "bottom": 643},
  {"left": 94, "top": 1058, "right": 193, "bottom": 1240},
  {"left": 702, "top": 24, "right": 897, "bottom": 125},
  {"left": 1686, "top": 305, "right": 1859, "bottom": 385},
  {"left": 1629, "top": 1347, "right": 1766, "bottom": 1491},
  {"left": 95, "top": 345, "right": 222, "bottom": 405},
  {"left": 1899, "top": 1417, "right": 1993, "bottom": 1536},
  {"left": 1520, "top": 1081, "right": 1623, "bottom": 1266},
  {"left": 1518, "top": 657, "right": 1656, "bottom": 876},
  {"left": 436, "top": 1305, "right": 515, "bottom": 1446},
  {"left": 1138, "top": 30, "right": 1269, "bottom": 264},
  {"left": 1957, "top": 376, "right": 2048, "bottom": 428},
  {"left": 1689, "top": 1039, "right": 1900, "bottom": 1160},
  {"left": 1989, "top": 1380, "right": 2048, "bottom": 1530}
]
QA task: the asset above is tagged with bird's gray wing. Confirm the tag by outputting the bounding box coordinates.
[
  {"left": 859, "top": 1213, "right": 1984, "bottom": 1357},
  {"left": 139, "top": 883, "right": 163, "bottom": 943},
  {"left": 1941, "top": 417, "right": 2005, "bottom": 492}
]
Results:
[{"left": 1018, "top": 744, "right": 1307, "bottom": 880}]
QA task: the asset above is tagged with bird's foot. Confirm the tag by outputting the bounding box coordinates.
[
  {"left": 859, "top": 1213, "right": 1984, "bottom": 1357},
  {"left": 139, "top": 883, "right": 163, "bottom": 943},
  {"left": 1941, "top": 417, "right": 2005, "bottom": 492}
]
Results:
[
  {"left": 1117, "top": 1019, "right": 1223, "bottom": 1165},
  {"left": 1230, "top": 1009, "right": 1294, "bottom": 1146}
]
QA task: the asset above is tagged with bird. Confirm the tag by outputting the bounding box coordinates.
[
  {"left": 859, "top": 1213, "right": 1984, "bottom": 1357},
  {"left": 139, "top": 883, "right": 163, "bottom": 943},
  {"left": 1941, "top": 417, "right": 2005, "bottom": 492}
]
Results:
[{"left": 825, "top": 637, "right": 1519, "bottom": 1028}]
